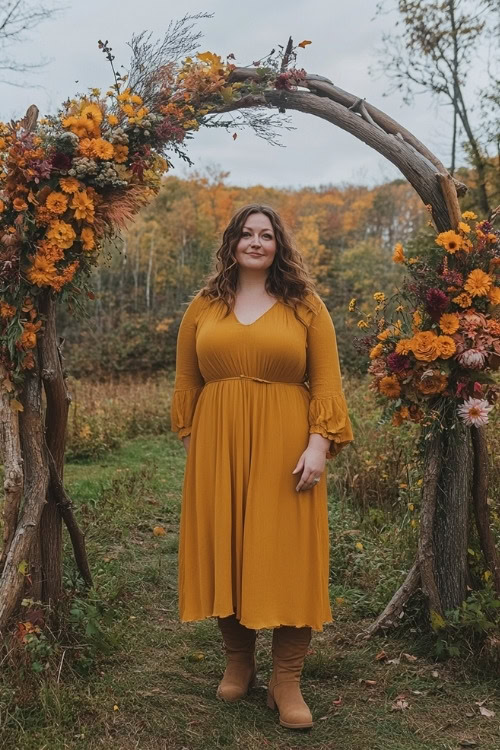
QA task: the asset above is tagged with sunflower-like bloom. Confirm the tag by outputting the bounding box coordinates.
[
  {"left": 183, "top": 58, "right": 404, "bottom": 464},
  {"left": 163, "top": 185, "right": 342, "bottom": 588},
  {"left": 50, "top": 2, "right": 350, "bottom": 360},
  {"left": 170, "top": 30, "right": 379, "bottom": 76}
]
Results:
[
  {"left": 410, "top": 331, "right": 440, "bottom": 362},
  {"left": 81, "top": 103, "right": 103, "bottom": 126},
  {"left": 46, "top": 191, "right": 68, "bottom": 215},
  {"left": 461, "top": 211, "right": 477, "bottom": 221},
  {"left": 435, "top": 230, "right": 463, "bottom": 254},
  {"left": 395, "top": 338, "right": 413, "bottom": 355},
  {"left": 113, "top": 145, "right": 128, "bottom": 163},
  {"left": 392, "top": 242, "right": 405, "bottom": 263},
  {"left": 379, "top": 375, "right": 401, "bottom": 398},
  {"left": 59, "top": 177, "right": 81, "bottom": 194},
  {"left": 439, "top": 312, "right": 460, "bottom": 334},
  {"left": 46, "top": 220, "right": 76, "bottom": 249},
  {"left": 91, "top": 138, "right": 114, "bottom": 160},
  {"left": 81, "top": 226, "right": 95, "bottom": 251},
  {"left": 70, "top": 190, "right": 95, "bottom": 222},
  {"left": 464, "top": 269, "right": 492, "bottom": 297},
  {"left": 458, "top": 221, "right": 471, "bottom": 234},
  {"left": 436, "top": 335, "right": 456, "bottom": 359},
  {"left": 79, "top": 138, "right": 95, "bottom": 158}
]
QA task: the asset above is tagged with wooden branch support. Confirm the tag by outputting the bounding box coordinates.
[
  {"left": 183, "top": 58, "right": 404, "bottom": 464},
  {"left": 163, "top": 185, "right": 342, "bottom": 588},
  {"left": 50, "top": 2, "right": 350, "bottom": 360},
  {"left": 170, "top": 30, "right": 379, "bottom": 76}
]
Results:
[
  {"left": 471, "top": 426, "right": 500, "bottom": 596},
  {"left": 418, "top": 435, "right": 444, "bottom": 618},
  {"left": 0, "top": 368, "right": 23, "bottom": 573},
  {"left": 363, "top": 561, "right": 420, "bottom": 637}
]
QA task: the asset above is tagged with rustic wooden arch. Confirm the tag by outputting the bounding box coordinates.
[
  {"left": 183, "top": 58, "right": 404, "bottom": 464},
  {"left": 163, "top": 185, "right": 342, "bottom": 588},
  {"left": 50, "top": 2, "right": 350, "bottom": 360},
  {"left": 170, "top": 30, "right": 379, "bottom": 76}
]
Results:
[{"left": 0, "top": 52, "right": 498, "bottom": 636}]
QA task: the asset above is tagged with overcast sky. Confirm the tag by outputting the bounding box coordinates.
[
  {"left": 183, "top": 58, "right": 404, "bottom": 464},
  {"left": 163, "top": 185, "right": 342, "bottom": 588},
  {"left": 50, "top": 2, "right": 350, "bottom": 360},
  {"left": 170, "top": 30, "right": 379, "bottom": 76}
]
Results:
[{"left": 0, "top": 0, "right": 494, "bottom": 189}]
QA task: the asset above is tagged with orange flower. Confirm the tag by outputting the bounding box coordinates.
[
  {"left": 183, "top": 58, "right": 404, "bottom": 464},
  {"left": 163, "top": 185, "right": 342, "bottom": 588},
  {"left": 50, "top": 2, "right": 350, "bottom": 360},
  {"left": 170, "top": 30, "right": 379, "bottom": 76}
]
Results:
[
  {"left": 79, "top": 138, "right": 95, "bottom": 157},
  {"left": 453, "top": 292, "right": 472, "bottom": 308},
  {"left": 59, "top": 177, "right": 81, "bottom": 194},
  {"left": 13, "top": 197, "right": 28, "bottom": 211},
  {"left": 439, "top": 312, "right": 460, "bottom": 334},
  {"left": 435, "top": 230, "right": 463, "bottom": 254},
  {"left": 0, "top": 199, "right": 4, "bottom": 213},
  {"left": 0, "top": 301, "right": 16, "bottom": 318},
  {"left": 464, "top": 269, "right": 492, "bottom": 297},
  {"left": 113, "top": 144, "right": 128, "bottom": 163},
  {"left": 417, "top": 371, "right": 448, "bottom": 395},
  {"left": 46, "top": 220, "right": 76, "bottom": 249},
  {"left": 410, "top": 331, "right": 440, "bottom": 362},
  {"left": 488, "top": 286, "right": 500, "bottom": 306},
  {"left": 81, "top": 103, "right": 103, "bottom": 126},
  {"left": 436, "top": 335, "right": 456, "bottom": 359},
  {"left": 370, "top": 343, "right": 384, "bottom": 359},
  {"left": 70, "top": 190, "right": 94, "bottom": 222},
  {"left": 107, "top": 114, "right": 119, "bottom": 126},
  {"left": 81, "top": 226, "right": 95, "bottom": 251},
  {"left": 26, "top": 254, "right": 57, "bottom": 286},
  {"left": 392, "top": 243, "right": 405, "bottom": 263},
  {"left": 19, "top": 320, "right": 42, "bottom": 349},
  {"left": 379, "top": 375, "right": 401, "bottom": 398},
  {"left": 377, "top": 328, "right": 391, "bottom": 341},
  {"left": 395, "top": 338, "right": 413, "bottom": 355},
  {"left": 46, "top": 191, "right": 68, "bottom": 215},
  {"left": 37, "top": 239, "right": 64, "bottom": 263},
  {"left": 91, "top": 138, "right": 114, "bottom": 160}
]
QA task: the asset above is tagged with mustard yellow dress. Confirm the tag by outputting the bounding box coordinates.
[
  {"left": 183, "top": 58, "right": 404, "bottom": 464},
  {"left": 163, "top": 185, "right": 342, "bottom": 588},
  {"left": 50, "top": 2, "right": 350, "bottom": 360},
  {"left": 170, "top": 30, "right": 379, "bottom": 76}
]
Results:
[{"left": 170, "top": 290, "right": 354, "bottom": 632}]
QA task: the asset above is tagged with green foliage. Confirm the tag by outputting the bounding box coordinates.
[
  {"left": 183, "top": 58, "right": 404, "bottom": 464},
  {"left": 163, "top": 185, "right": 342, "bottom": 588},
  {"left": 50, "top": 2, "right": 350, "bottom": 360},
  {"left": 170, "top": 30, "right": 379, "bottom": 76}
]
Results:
[{"left": 434, "top": 584, "right": 500, "bottom": 660}]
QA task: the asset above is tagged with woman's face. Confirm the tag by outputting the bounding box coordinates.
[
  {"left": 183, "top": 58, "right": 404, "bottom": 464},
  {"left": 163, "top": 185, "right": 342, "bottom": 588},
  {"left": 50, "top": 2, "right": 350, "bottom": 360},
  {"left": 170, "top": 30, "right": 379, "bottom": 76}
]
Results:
[{"left": 234, "top": 212, "right": 277, "bottom": 273}]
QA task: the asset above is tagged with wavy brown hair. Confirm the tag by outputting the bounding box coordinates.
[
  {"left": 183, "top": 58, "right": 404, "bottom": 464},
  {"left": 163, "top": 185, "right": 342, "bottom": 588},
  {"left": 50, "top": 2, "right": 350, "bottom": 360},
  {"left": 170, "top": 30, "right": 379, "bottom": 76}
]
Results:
[{"left": 197, "top": 204, "right": 319, "bottom": 325}]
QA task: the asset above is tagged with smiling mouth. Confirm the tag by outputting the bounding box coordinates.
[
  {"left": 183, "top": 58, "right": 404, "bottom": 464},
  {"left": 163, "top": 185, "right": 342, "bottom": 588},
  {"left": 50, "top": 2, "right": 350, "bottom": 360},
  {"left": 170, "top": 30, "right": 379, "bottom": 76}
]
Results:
[{"left": 248, "top": 252, "right": 264, "bottom": 257}]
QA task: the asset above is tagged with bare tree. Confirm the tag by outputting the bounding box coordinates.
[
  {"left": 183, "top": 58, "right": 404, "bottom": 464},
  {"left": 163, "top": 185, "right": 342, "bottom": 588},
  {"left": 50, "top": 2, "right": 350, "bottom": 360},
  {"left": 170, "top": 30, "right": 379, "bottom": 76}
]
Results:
[
  {"left": 0, "top": 0, "right": 63, "bottom": 85},
  {"left": 371, "top": 0, "right": 499, "bottom": 215}
]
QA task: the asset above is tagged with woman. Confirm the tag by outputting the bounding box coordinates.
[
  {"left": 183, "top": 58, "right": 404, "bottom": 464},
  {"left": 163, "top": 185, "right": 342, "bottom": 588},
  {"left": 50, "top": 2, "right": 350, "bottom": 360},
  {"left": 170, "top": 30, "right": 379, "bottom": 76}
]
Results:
[{"left": 170, "top": 204, "right": 353, "bottom": 730}]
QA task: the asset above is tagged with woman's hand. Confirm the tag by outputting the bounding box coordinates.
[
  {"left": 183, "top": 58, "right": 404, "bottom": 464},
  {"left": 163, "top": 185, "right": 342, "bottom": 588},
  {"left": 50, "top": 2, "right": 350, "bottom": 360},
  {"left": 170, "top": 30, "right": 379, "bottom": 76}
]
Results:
[
  {"left": 182, "top": 435, "right": 191, "bottom": 454},
  {"left": 292, "top": 434, "right": 330, "bottom": 492}
]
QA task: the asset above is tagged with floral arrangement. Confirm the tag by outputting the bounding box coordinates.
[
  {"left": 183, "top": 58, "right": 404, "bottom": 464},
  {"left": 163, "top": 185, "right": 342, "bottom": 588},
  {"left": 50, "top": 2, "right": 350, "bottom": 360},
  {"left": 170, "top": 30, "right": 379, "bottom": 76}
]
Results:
[{"left": 352, "top": 211, "right": 500, "bottom": 430}]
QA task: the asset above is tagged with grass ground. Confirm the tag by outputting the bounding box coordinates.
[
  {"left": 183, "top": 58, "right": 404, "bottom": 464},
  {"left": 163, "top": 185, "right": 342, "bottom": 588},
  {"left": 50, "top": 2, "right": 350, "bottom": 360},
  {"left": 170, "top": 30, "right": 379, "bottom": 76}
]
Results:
[{"left": 1, "top": 434, "right": 499, "bottom": 750}]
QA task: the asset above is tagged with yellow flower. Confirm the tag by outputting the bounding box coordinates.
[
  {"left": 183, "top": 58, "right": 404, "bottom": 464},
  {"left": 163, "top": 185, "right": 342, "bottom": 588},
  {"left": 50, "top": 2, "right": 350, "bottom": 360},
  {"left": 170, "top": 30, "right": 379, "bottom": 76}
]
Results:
[
  {"left": 435, "top": 230, "right": 463, "bottom": 254},
  {"left": 355, "top": 542, "right": 364, "bottom": 551},
  {"left": 91, "top": 138, "right": 114, "bottom": 160},
  {"left": 130, "top": 94, "right": 143, "bottom": 105},
  {"left": 59, "top": 177, "right": 81, "bottom": 194},
  {"left": 439, "top": 312, "right": 460, "bottom": 334},
  {"left": 488, "top": 286, "right": 500, "bottom": 306},
  {"left": 348, "top": 297, "right": 357, "bottom": 312},
  {"left": 453, "top": 292, "right": 472, "bottom": 308},
  {"left": 458, "top": 221, "right": 471, "bottom": 234},
  {"left": 379, "top": 375, "right": 401, "bottom": 398},
  {"left": 464, "top": 269, "right": 492, "bottom": 297},
  {"left": 70, "top": 190, "right": 95, "bottom": 222},
  {"left": 461, "top": 210, "right": 477, "bottom": 220},
  {"left": 370, "top": 343, "right": 384, "bottom": 359},
  {"left": 113, "top": 145, "right": 128, "bottom": 164},
  {"left": 121, "top": 103, "right": 135, "bottom": 117},
  {"left": 392, "top": 242, "right": 405, "bottom": 263},
  {"left": 107, "top": 114, "right": 119, "bottom": 126},
  {"left": 410, "top": 330, "right": 440, "bottom": 362},
  {"left": 436, "top": 335, "right": 456, "bottom": 359},
  {"left": 46, "top": 220, "right": 76, "bottom": 250},
  {"left": 79, "top": 138, "right": 94, "bottom": 158},
  {"left": 81, "top": 226, "right": 95, "bottom": 251},
  {"left": 27, "top": 254, "right": 57, "bottom": 286},
  {"left": 412, "top": 310, "right": 422, "bottom": 331},
  {"left": 81, "top": 103, "right": 103, "bottom": 126},
  {"left": 373, "top": 292, "right": 385, "bottom": 303},
  {"left": 46, "top": 191, "right": 68, "bottom": 215},
  {"left": 357, "top": 320, "right": 369, "bottom": 329},
  {"left": 408, "top": 257, "right": 419, "bottom": 264}
]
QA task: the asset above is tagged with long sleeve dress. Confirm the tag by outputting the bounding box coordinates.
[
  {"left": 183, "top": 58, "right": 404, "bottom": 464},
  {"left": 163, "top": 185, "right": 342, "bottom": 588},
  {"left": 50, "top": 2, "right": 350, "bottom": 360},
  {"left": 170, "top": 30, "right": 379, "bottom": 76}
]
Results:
[{"left": 170, "top": 290, "right": 354, "bottom": 632}]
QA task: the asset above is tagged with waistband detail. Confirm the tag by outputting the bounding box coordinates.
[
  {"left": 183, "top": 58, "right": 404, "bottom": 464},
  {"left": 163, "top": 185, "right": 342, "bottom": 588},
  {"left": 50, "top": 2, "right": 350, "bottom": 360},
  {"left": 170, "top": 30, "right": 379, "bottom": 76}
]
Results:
[{"left": 205, "top": 374, "right": 307, "bottom": 387}]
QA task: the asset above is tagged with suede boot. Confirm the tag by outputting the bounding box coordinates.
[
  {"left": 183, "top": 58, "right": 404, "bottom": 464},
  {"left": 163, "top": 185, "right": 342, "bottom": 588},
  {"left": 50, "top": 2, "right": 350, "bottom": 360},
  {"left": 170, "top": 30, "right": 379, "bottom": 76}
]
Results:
[
  {"left": 216, "top": 615, "right": 257, "bottom": 701},
  {"left": 267, "top": 625, "right": 313, "bottom": 729}
]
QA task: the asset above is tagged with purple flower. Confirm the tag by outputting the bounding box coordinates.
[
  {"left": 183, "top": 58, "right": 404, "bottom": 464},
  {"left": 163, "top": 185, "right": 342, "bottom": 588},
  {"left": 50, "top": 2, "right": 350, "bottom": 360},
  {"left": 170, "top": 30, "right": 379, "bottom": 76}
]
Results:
[
  {"left": 386, "top": 352, "right": 411, "bottom": 373},
  {"left": 425, "top": 288, "right": 449, "bottom": 317}
]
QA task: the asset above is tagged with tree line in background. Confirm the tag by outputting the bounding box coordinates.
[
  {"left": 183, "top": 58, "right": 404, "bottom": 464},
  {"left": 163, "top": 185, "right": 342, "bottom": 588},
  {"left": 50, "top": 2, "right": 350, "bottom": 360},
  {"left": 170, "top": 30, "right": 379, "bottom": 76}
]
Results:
[{"left": 58, "top": 157, "right": 499, "bottom": 379}]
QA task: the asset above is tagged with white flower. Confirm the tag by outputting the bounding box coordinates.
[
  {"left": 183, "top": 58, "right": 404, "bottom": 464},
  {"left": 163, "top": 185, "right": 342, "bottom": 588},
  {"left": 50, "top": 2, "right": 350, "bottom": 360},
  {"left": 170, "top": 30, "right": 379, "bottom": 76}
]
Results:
[
  {"left": 457, "top": 397, "right": 494, "bottom": 427},
  {"left": 457, "top": 349, "right": 488, "bottom": 369}
]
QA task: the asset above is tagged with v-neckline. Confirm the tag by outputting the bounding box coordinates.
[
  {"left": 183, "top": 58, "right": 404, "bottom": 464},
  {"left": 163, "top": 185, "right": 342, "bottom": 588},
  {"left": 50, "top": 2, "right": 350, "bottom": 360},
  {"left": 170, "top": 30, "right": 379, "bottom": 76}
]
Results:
[{"left": 231, "top": 300, "right": 279, "bottom": 327}]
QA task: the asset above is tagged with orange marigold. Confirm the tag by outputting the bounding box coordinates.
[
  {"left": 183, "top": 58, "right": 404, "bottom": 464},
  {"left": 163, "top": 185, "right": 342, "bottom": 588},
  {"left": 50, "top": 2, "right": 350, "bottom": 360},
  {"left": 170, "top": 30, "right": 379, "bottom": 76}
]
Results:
[
  {"left": 46, "top": 220, "right": 76, "bottom": 250},
  {"left": 464, "top": 269, "right": 492, "bottom": 297},
  {"left": 26, "top": 254, "right": 57, "bottom": 286},
  {"left": 453, "top": 292, "right": 472, "bottom": 308},
  {"left": 488, "top": 286, "right": 500, "bottom": 306},
  {"left": 81, "top": 226, "right": 95, "bottom": 251},
  {"left": 70, "top": 190, "right": 94, "bottom": 222},
  {"left": 0, "top": 301, "right": 16, "bottom": 318},
  {"left": 395, "top": 338, "right": 413, "bottom": 355},
  {"left": 370, "top": 343, "right": 384, "bottom": 359},
  {"left": 113, "top": 144, "right": 128, "bottom": 163},
  {"left": 379, "top": 375, "right": 401, "bottom": 398},
  {"left": 59, "top": 177, "right": 81, "bottom": 194},
  {"left": 436, "top": 335, "right": 456, "bottom": 359},
  {"left": 46, "top": 191, "right": 68, "bottom": 215},
  {"left": 392, "top": 243, "right": 405, "bottom": 263},
  {"left": 79, "top": 138, "right": 95, "bottom": 158},
  {"left": 19, "top": 321, "right": 42, "bottom": 350},
  {"left": 410, "top": 331, "right": 440, "bottom": 362},
  {"left": 91, "top": 138, "right": 114, "bottom": 160},
  {"left": 439, "top": 312, "right": 460, "bottom": 334}
]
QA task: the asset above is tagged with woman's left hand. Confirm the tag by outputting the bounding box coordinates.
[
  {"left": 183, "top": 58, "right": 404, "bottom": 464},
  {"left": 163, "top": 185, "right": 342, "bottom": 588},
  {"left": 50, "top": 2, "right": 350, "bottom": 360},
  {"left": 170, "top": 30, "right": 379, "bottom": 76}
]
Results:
[{"left": 292, "top": 435, "right": 329, "bottom": 492}]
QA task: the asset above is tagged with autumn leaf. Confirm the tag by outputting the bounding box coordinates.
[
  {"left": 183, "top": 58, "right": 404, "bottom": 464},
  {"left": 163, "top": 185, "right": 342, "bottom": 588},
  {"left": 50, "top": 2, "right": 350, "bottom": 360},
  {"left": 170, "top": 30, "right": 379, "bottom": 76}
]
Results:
[
  {"left": 18, "top": 560, "right": 29, "bottom": 575},
  {"left": 430, "top": 609, "right": 446, "bottom": 631},
  {"left": 152, "top": 526, "right": 166, "bottom": 537},
  {"left": 232, "top": 133, "right": 238, "bottom": 140},
  {"left": 10, "top": 399, "right": 24, "bottom": 412},
  {"left": 298, "top": 40, "right": 312, "bottom": 48},
  {"left": 189, "top": 651, "right": 205, "bottom": 662},
  {"left": 375, "top": 649, "right": 388, "bottom": 661}
]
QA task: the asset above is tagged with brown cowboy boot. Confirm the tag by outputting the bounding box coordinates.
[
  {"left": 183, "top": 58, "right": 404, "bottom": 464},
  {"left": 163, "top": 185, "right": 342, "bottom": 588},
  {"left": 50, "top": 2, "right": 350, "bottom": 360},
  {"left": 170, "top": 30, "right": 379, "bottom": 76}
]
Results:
[
  {"left": 267, "top": 625, "right": 313, "bottom": 729},
  {"left": 216, "top": 615, "right": 257, "bottom": 701}
]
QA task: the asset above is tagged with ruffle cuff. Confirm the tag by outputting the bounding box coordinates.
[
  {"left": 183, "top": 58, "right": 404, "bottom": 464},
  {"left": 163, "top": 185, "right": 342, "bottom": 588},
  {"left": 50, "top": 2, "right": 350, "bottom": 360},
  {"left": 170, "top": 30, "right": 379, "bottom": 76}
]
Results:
[
  {"left": 170, "top": 386, "right": 204, "bottom": 440},
  {"left": 308, "top": 393, "right": 354, "bottom": 459}
]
